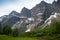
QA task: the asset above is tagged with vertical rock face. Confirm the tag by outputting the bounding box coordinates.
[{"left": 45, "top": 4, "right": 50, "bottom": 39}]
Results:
[
  {"left": 31, "top": 1, "right": 46, "bottom": 15},
  {"left": 54, "top": 0, "right": 60, "bottom": 13},
  {"left": 21, "top": 7, "right": 31, "bottom": 18},
  {"left": 57, "top": 0, "right": 60, "bottom": 5},
  {"left": 52, "top": 1, "right": 56, "bottom": 8},
  {"left": 42, "top": 5, "right": 54, "bottom": 21},
  {"left": 31, "top": 1, "right": 53, "bottom": 21}
]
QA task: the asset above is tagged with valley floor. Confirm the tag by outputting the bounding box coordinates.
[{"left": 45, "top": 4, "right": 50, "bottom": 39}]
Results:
[
  {"left": 0, "top": 35, "right": 60, "bottom": 40},
  {"left": 0, "top": 35, "right": 37, "bottom": 40}
]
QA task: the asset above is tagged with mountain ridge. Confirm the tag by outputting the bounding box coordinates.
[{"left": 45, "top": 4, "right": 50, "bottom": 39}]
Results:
[{"left": 0, "top": 0, "right": 60, "bottom": 32}]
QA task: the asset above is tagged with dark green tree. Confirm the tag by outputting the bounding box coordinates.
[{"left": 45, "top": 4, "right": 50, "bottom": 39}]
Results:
[
  {"left": 50, "top": 19, "right": 60, "bottom": 34},
  {"left": 3, "top": 25, "right": 12, "bottom": 35},
  {"left": 12, "top": 28, "right": 19, "bottom": 37},
  {"left": 0, "top": 23, "right": 2, "bottom": 34}
]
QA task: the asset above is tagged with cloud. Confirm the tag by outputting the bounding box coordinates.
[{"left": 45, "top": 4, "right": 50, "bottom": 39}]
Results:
[
  {"left": 0, "top": 4, "right": 24, "bottom": 16},
  {"left": 0, "top": 0, "right": 55, "bottom": 17},
  {"left": 44, "top": 0, "right": 54, "bottom": 3}
]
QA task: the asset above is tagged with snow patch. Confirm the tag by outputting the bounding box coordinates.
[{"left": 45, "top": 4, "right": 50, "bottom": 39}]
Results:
[
  {"left": 25, "top": 29, "right": 31, "bottom": 32},
  {"left": 28, "top": 17, "right": 34, "bottom": 21}
]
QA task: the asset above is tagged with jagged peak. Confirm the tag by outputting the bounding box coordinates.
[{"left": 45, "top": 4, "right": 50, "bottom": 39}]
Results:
[
  {"left": 11, "top": 10, "right": 18, "bottom": 13},
  {"left": 52, "top": 0, "right": 56, "bottom": 5},
  {"left": 36, "top": 1, "right": 48, "bottom": 7},
  {"left": 21, "top": 7, "right": 31, "bottom": 13},
  {"left": 21, "top": 7, "right": 30, "bottom": 11},
  {"left": 9, "top": 10, "right": 19, "bottom": 15},
  {"left": 53, "top": 0, "right": 56, "bottom": 3},
  {"left": 40, "top": 1, "right": 47, "bottom": 4},
  {"left": 23, "top": 7, "right": 27, "bottom": 9},
  {"left": 57, "top": 0, "right": 60, "bottom": 5}
]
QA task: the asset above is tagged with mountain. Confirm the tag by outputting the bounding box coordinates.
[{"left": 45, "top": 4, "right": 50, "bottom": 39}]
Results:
[
  {"left": 1, "top": 11, "right": 21, "bottom": 27},
  {"left": 9, "top": 11, "right": 22, "bottom": 18},
  {"left": 21, "top": 7, "right": 31, "bottom": 18},
  {"left": 57, "top": 0, "right": 60, "bottom": 5},
  {"left": 56, "top": 0, "right": 60, "bottom": 13},
  {"left": 0, "top": 0, "right": 60, "bottom": 32},
  {"left": 31, "top": 1, "right": 53, "bottom": 21},
  {"left": 0, "top": 15, "right": 8, "bottom": 23},
  {"left": 25, "top": 1, "right": 54, "bottom": 32},
  {"left": 9, "top": 11, "right": 20, "bottom": 15},
  {"left": 52, "top": 0, "right": 60, "bottom": 13},
  {"left": 31, "top": 1, "right": 46, "bottom": 15}
]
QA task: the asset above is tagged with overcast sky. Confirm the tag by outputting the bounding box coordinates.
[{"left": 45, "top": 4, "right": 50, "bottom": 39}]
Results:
[{"left": 0, "top": 0, "right": 57, "bottom": 17}]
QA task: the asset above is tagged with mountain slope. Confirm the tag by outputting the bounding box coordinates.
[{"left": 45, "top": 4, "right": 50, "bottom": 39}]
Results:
[{"left": 21, "top": 7, "right": 31, "bottom": 18}]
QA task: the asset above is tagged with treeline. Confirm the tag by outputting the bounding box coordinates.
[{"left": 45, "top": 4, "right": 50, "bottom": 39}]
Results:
[{"left": 0, "top": 24, "right": 19, "bottom": 37}]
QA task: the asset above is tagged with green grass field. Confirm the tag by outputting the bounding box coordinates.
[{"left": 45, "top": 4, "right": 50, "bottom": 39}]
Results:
[{"left": 0, "top": 35, "right": 37, "bottom": 40}]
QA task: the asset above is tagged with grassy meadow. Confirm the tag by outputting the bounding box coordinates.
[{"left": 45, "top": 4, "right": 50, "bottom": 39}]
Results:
[{"left": 0, "top": 35, "right": 37, "bottom": 40}]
